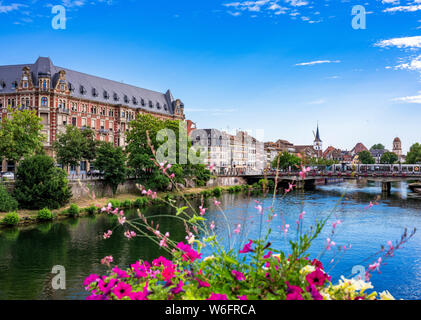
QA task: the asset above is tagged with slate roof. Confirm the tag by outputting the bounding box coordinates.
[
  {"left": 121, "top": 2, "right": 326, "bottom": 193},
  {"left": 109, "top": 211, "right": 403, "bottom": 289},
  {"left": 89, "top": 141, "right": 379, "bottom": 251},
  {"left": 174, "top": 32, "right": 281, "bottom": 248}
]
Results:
[{"left": 0, "top": 57, "right": 179, "bottom": 116}]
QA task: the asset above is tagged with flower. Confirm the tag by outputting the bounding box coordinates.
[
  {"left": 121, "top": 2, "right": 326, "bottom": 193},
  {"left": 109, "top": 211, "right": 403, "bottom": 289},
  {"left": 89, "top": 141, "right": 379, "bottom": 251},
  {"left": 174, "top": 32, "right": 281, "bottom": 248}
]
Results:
[
  {"left": 263, "top": 251, "right": 272, "bottom": 259},
  {"left": 237, "top": 295, "right": 248, "bottom": 300},
  {"left": 83, "top": 274, "right": 100, "bottom": 287},
  {"left": 380, "top": 290, "right": 395, "bottom": 300},
  {"left": 306, "top": 268, "right": 330, "bottom": 287},
  {"left": 118, "top": 216, "right": 126, "bottom": 225},
  {"left": 299, "top": 165, "right": 311, "bottom": 179},
  {"left": 152, "top": 256, "right": 172, "bottom": 267},
  {"left": 326, "top": 237, "right": 335, "bottom": 250},
  {"left": 207, "top": 293, "right": 228, "bottom": 300},
  {"left": 196, "top": 278, "right": 210, "bottom": 288},
  {"left": 213, "top": 198, "right": 221, "bottom": 206},
  {"left": 307, "top": 284, "right": 323, "bottom": 300},
  {"left": 124, "top": 230, "right": 136, "bottom": 239},
  {"left": 112, "top": 267, "right": 129, "bottom": 279},
  {"left": 239, "top": 240, "right": 253, "bottom": 254},
  {"left": 112, "top": 282, "right": 132, "bottom": 299},
  {"left": 234, "top": 224, "right": 241, "bottom": 234},
  {"left": 255, "top": 205, "right": 263, "bottom": 215},
  {"left": 170, "top": 281, "right": 184, "bottom": 295},
  {"left": 177, "top": 242, "right": 202, "bottom": 262},
  {"left": 103, "top": 230, "right": 113, "bottom": 239},
  {"left": 162, "top": 265, "right": 176, "bottom": 281},
  {"left": 232, "top": 270, "right": 245, "bottom": 281},
  {"left": 98, "top": 278, "right": 117, "bottom": 294},
  {"left": 210, "top": 221, "right": 215, "bottom": 231},
  {"left": 101, "top": 256, "right": 113, "bottom": 265},
  {"left": 130, "top": 282, "right": 149, "bottom": 300}
]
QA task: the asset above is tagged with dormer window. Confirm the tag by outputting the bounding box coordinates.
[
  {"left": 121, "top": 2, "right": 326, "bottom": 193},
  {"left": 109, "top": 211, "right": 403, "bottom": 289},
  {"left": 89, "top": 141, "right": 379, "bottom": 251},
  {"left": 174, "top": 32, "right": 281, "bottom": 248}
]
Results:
[
  {"left": 68, "top": 83, "right": 74, "bottom": 92},
  {"left": 149, "top": 100, "right": 153, "bottom": 108},
  {"left": 163, "top": 104, "right": 167, "bottom": 111},
  {"left": 92, "top": 88, "right": 98, "bottom": 97},
  {"left": 141, "top": 98, "right": 145, "bottom": 106},
  {"left": 80, "top": 85, "right": 86, "bottom": 95},
  {"left": 104, "top": 91, "right": 110, "bottom": 99},
  {"left": 113, "top": 93, "right": 119, "bottom": 101},
  {"left": 0, "top": 81, "right": 5, "bottom": 89},
  {"left": 11, "top": 81, "right": 17, "bottom": 89},
  {"left": 156, "top": 102, "right": 161, "bottom": 109},
  {"left": 124, "top": 95, "right": 129, "bottom": 103},
  {"left": 132, "top": 97, "right": 137, "bottom": 105}
]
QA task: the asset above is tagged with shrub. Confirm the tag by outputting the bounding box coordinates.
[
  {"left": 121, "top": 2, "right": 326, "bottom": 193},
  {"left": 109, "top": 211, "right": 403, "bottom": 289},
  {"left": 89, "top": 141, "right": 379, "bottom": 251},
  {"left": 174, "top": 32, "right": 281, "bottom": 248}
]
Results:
[
  {"left": 121, "top": 200, "right": 132, "bottom": 209},
  {"left": 0, "top": 185, "right": 18, "bottom": 212},
  {"left": 14, "top": 154, "right": 72, "bottom": 210},
  {"left": 2, "top": 212, "right": 19, "bottom": 226},
  {"left": 133, "top": 197, "right": 149, "bottom": 209},
  {"left": 109, "top": 199, "right": 121, "bottom": 209},
  {"left": 200, "top": 189, "right": 212, "bottom": 197},
  {"left": 212, "top": 187, "right": 222, "bottom": 197},
  {"left": 85, "top": 205, "right": 98, "bottom": 215},
  {"left": 67, "top": 204, "right": 80, "bottom": 217},
  {"left": 37, "top": 208, "right": 53, "bottom": 221}
]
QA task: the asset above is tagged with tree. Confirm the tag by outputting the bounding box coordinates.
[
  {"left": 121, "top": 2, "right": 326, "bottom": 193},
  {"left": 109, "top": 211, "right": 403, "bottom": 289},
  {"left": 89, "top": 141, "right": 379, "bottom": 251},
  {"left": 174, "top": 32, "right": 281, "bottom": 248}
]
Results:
[
  {"left": 380, "top": 152, "right": 398, "bottom": 164},
  {"left": 94, "top": 142, "right": 127, "bottom": 195},
  {"left": 271, "top": 152, "right": 301, "bottom": 170},
  {"left": 53, "top": 126, "right": 98, "bottom": 169},
  {"left": 370, "top": 143, "right": 385, "bottom": 151},
  {"left": 14, "top": 154, "right": 72, "bottom": 210},
  {"left": 406, "top": 143, "right": 421, "bottom": 164},
  {"left": 0, "top": 108, "right": 45, "bottom": 167},
  {"left": 126, "top": 114, "right": 210, "bottom": 191},
  {"left": 358, "top": 150, "right": 375, "bottom": 164}
]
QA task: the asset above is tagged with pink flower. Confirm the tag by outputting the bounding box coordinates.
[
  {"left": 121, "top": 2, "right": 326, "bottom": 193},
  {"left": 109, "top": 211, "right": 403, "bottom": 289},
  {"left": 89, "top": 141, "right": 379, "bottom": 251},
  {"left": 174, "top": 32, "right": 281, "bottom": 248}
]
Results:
[
  {"left": 169, "top": 173, "right": 175, "bottom": 179},
  {"left": 283, "top": 224, "right": 290, "bottom": 234},
  {"left": 237, "top": 295, "right": 248, "bottom": 300},
  {"left": 83, "top": 274, "right": 100, "bottom": 287},
  {"left": 263, "top": 251, "right": 272, "bottom": 259},
  {"left": 101, "top": 256, "right": 113, "bottom": 265},
  {"left": 170, "top": 281, "right": 184, "bottom": 295},
  {"left": 112, "top": 267, "right": 129, "bottom": 279},
  {"left": 232, "top": 270, "right": 245, "bottom": 281},
  {"left": 129, "top": 282, "right": 149, "bottom": 300},
  {"left": 196, "top": 278, "right": 210, "bottom": 288},
  {"left": 152, "top": 256, "right": 173, "bottom": 267},
  {"left": 113, "top": 282, "right": 132, "bottom": 299},
  {"left": 306, "top": 284, "right": 323, "bottom": 300},
  {"left": 210, "top": 221, "right": 215, "bottom": 231},
  {"left": 103, "top": 230, "right": 113, "bottom": 239},
  {"left": 286, "top": 282, "right": 303, "bottom": 300},
  {"left": 98, "top": 278, "right": 117, "bottom": 294},
  {"left": 199, "top": 206, "right": 207, "bottom": 216},
  {"left": 213, "top": 198, "right": 221, "bottom": 206},
  {"left": 208, "top": 163, "right": 215, "bottom": 170},
  {"left": 299, "top": 166, "right": 311, "bottom": 179},
  {"left": 332, "top": 220, "right": 341, "bottom": 229},
  {"left": 124, "top": 230, "right": 136, "bottom": 239},
  {"left": 162, "top": 265, "right": 176, "bottom": 281},
  {"left": 118, "top": 216, "right": 126, "bottom": 225},
  {"left": 207, "top": 293, "right": 228, "bottom": 300},
  {"left": 239, "top": 240, "right": 253, "bottom": 254},
  {"left": 285, "top": 183, "right": 296, "bottom": 193},
  {"left": 368, "top": 257, "right": 382, "bottom": 273},
  {"left": 306, "top": 268, "right": 330, "bottom": 287},
  {"left": 160, "top": 232, "right": 170, "bottom": 248},
  {"left": 299, "top": 211, "right": 306, "bottom": 220},
  {"left": 177, "top": 242, "right": 202, "bottom": 262},
  {"left": 326, "top": 237, "right": 335, "bottom": 250},
  {"left": 255, "top": 205, "right": 263, "bottom": 215},
  {"left": 234, "top": 224, "right": 241, "bottom": 234}
]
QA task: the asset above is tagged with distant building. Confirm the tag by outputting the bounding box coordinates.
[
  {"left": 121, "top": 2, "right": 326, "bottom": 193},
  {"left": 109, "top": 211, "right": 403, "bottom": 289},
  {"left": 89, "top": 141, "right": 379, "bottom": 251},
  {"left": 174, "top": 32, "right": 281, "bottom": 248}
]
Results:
[
  {"left": 393, "top": 137, "right": 403, "bottom": 162},
  {"left": 264, "top": 139, "right": 295, "bottom": 168},
  {"left": 323, "top": 146, "right": 342, "bottom": 161},
  {"left": 351, "top": 143, "right": 369, "bottom": 156},
  {"left": 294, "top": 145, "right": 318, "bottom": 159},
  {"left": 313, "top": 124, "right": 323, "bottom": 158},
  {"left": 370, "top": 149, "right": 389, "bottom": 164}
]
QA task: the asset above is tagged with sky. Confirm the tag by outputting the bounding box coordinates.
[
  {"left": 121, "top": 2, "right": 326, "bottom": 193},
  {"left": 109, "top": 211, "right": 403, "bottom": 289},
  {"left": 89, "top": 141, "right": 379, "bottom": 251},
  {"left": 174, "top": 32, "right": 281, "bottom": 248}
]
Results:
[{"left": 0, "top": 0, "right": 420, "bottom": 153}]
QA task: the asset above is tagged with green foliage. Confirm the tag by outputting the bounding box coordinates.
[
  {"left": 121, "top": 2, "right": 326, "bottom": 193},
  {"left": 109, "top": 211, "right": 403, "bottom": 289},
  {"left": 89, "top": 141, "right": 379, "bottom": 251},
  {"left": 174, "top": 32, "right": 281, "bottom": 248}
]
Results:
[
  {"left": 94, "top": 142, "right": 127, "bottom": 195},
  {"left": 271, "top": 151, "right": 301, "bottom": 170},
  {"left": 54, "top": 126, "right": 98, "bottom": 168},
  {"left": 358, "top": 150, "right": 375, "bottom": 164},
  {"left": 304, "top": 157, "right": 338, "bottom": 166},
  {"left": 37, "top": 208, "right": 53, "bottom": 221},
  {"left": 67, "top": 204, "right": 80, "bottom": 217},
  {"left": 200, "top": 189, "right": 213, "bottom": 197},
  {"left": 370, "top": 143, "right": 385, "bottom": 151},
  {"left": 2, "top": 211, "right": 19, "bottom": 226},
  {"left": 0, "top": 108, "right": 45, "bottom": 164},
  {"left": 14, "top": 154, "right": 72, "bottom": 210},
  {"left": 109, "top": 199, "right": 121, "bottom": 208},
  {"left": 84, "top": 205, "right": 98, "bottom": 215},
  {"left": 212, "top": 187, "right": 223, "bottom": 196},
  {"left": 258, "top": 179, "right": 275, "bottom": 191},
  {"left": 406, "top": 143, "right": 421, "bottom": 164},
  {"left": 380, "top": 152, "right": 398, "bottom": 164},
  {"left": 0, "top": 185, "right": 18, "bottom": 212},
  {"left": 126, "top": 114, "right": 210, "bottom": 191},
  {"left": 133, "top": 197, "right": 149, "bottom": 209},
  {"left": 121, "top": 199, "right": 132, "bottom": 209}
]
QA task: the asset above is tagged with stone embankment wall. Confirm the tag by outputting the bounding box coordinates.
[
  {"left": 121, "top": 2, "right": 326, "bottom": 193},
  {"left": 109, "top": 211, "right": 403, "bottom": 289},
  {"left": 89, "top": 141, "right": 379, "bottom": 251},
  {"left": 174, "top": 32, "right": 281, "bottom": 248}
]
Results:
[{"left": 206, "top": 176, "right": 247, "bottom": 187}]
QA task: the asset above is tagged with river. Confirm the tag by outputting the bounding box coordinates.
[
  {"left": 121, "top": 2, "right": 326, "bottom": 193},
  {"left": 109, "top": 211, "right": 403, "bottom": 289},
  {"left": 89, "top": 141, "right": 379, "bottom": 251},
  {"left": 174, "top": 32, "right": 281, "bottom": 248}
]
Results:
[{"left": 1, "top": 180, "right": 421, "bottom": 300}]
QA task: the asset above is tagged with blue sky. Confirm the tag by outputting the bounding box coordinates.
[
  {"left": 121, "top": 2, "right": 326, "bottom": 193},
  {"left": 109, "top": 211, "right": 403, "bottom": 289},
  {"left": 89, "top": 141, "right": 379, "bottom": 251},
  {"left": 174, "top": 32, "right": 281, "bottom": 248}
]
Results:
[{"left": 0, "top": 0, "right": 421, "bottom": 152}]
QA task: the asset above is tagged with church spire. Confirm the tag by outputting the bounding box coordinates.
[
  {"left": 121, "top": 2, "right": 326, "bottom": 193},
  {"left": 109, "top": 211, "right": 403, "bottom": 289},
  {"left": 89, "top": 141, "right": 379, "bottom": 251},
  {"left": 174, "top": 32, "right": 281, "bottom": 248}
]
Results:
[{"left": 314, "top": 123, "right": 322, "bottom": 143}]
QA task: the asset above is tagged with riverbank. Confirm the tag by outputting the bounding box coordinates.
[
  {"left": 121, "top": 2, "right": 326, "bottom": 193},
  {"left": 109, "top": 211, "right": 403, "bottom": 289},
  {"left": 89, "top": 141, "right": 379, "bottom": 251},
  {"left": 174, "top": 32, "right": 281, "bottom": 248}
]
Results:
[{"left": 0, "top": 184, "right": 255, "bottom": 229}]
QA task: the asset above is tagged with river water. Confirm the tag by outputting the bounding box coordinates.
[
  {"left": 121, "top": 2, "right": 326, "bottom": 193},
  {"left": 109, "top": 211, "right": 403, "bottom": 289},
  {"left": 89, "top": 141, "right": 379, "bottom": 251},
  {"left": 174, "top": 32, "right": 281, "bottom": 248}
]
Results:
[{"left": 1, "top": 180, "right": 421, "bottom": 300}]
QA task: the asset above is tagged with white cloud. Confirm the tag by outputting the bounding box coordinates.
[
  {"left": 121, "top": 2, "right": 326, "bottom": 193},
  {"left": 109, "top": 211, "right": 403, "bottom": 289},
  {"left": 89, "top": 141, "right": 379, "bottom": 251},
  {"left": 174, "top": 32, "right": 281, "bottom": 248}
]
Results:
[
  {"left": 375, "top": 36, "right": 421, "bottom": 48},
  {"left": 295, "top": 60, "right": 341, "bottom": 66},
  {"left": 393, "top": 93, "right": 421, "bottom": 104},
  {"left": 395, "top": 55, "right": 421, "bottom": 71},
  {"left": 383, "top": 5, "right": 421, "bottom": 12},
  {"left": 0, "top": 2, "right": 26, "bottom": 13}
]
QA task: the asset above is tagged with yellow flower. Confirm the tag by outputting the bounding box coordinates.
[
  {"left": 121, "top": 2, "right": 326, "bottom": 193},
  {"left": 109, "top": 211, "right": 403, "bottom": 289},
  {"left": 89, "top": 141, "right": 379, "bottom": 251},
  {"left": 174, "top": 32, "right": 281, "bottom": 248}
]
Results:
[{"left": 380, "top": 290, "right": 395, "bottom": 300}]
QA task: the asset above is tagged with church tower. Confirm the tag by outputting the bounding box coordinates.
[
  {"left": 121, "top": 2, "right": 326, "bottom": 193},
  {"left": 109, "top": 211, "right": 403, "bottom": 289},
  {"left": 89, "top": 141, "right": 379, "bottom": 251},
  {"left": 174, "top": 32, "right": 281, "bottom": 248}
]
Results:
[
  {"left": 313, "top": 123, "right": 323, "bottom": 158},
  {"left": 393, "top": 137, "right": 402, "bottom": 161}
]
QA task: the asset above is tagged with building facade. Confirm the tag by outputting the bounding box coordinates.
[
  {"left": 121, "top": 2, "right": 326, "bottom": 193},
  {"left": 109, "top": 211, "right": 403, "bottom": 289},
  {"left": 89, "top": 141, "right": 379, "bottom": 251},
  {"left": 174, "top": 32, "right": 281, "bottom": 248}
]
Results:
[{"left": 0, "top": 57, "right": 186, "bottom": 172}]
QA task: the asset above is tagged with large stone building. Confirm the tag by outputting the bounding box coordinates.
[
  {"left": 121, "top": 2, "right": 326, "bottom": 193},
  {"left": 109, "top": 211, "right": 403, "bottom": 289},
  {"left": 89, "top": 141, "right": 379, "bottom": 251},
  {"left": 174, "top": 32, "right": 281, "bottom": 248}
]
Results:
[
  {"left": 392, "top": 137, "right": 404, "bottom": 162},
  {"left": 190, "top": 129, "right": 265, "bottom": 175},
  {"left": 0, "top": 57, "right": 186, "bottom": 172}
]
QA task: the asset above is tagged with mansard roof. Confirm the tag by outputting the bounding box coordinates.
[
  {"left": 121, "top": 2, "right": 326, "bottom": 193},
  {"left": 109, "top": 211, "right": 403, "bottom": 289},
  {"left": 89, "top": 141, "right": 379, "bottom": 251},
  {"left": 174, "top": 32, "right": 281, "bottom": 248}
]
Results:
[{"left": 0, "top": 57, "right": 180, "bottom": 116}]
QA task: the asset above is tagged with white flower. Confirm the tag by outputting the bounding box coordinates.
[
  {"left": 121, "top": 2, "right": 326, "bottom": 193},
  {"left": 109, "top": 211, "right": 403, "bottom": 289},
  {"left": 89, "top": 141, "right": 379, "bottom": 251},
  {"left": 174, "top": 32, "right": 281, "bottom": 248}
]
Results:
[
  {"left": 300, "top": 265, "right": 316, "bottom": 275},
  {"left": 380, "top": 290, "right": 395, "bottom": 300}
]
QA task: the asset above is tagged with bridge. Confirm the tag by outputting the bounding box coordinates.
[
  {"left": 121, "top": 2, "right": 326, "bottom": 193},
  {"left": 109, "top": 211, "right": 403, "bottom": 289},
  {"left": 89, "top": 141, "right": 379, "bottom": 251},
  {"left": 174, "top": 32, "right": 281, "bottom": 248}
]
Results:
[{"left": 230, "top": 169, "right": 421, "bottom": 194}]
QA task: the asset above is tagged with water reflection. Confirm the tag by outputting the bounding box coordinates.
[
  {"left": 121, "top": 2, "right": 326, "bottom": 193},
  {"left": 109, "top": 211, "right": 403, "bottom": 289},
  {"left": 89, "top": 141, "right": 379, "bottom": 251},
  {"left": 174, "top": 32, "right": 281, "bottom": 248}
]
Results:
[{"left": 0, "top": 180, "right": 420, "bottom": 300}]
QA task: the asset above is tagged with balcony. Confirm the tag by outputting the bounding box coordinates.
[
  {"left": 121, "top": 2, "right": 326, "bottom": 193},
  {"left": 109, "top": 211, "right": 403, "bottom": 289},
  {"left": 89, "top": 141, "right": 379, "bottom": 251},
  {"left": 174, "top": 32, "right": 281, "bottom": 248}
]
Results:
[{"left": 57, "top": 107, "right": 70, "bottom": 114}]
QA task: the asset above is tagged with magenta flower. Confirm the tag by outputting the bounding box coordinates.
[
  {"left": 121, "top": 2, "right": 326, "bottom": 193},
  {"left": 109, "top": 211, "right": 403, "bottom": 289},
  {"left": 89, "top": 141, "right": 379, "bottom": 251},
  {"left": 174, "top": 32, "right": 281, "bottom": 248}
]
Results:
[
  {"left": 237, "top": 295, "right": 248, "bottom": 300},
  {"left": 239, "top": 240, "right": 254, "bottom": 254},
  {"left": 177, "top": 242, "right": 202, "bottom": 262},
  {"left": 112, "top": 282, "right": 132, "bottom": 299},
  {"left": 263, "top": 251, "right": 272, "bottom": 259},
  {"left": 152, "top": 256, "right": 172, "bottom": 267},
  {"left": 170, "top": 281, "right": 184, "bottom": 295},
  {"left": 98, "top": 278, "right": 117, "bottom": 294},
  {"left": 103, "top": 230, "right": 113, "bottom": 239},
  {"left": 129, "top": 282, "right": 149, "bottom": 300},
  {"left": 83, "top": 274, "right": 100, "bottom": 287},
  {"left": 306, "top": 284, "right": 323, "bottom": 300},
  {"left": 199, "top": 206, "right": 207, "bottom": 216},
  {"left": 213, "top": 198, "right": 221, "bottom": 206},
  {"left": 210, "top": 221, "right": 215, "bottom": 231},
  {"left": 306, "top": 268, "right": 330, "bottom": 287},
  {"left": 131, "top": 261, "right": 150, "bottom": 278},
  {"left": 196, "top": 278, "right": 210, "bottom": 288},
  {"left": 207, "top": 293, "right": 228, "bottom": 300},
  {"left": 112, "top": 267, "right": 129, "bottom": 279},
  {"left": 232, "top": 270, "right": 245, "bottom": 281},
  {"left": 86, "top": 294, "right": 108, "bottom": 300},
  {"left": 162, "top": 265, "right": 176, "bottom": 281},
  {"left": 124, "top": 230, "right": 136, "bottom": 239},
  {"left": 286, "top": 291, "right": 304, "bottom": 300},
  {"left": 234, "top": 224, "right": 241, "bottom": 234}
]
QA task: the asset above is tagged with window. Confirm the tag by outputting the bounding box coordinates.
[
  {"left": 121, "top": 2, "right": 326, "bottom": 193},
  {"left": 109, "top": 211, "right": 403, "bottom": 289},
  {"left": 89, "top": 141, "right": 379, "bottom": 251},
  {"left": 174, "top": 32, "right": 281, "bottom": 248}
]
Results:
[
  {"left": 104, "top": 91, "right": 109, "bottom": 99},
  {"left": 141, "top": 98, "right": 145, "bottom": 106},
  {"left": 92, "top": 88, "right": 98, "bottom": 97},
  {"left": 41, "top": 97, "right": 48, "bottom": 107},
  {"left": 124, "top": 95, "right": 129, "bottom": 103},
  {"left": 121, "top": 111, "right": 125, "bottom": 118},
  {"left": 149, "top": 100, "right": 153, "bottom": 108},
  {"left": 132, "top": 97, "right": 137, "bottom": 105},
  {"left": 113, "top": 93, "right": 119, "bottom": 101},
  {"left": 72, "top": 117, "right": 77, "bottom": 126},
  {"left": 82, "top": 118, "right": 87, "bottom": 127},
  {"left": 80, "top": 85, "right": 86, "bottom": 94},
  {"left": 156, "top": 102, "right": 161, "bottom": 109}
]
